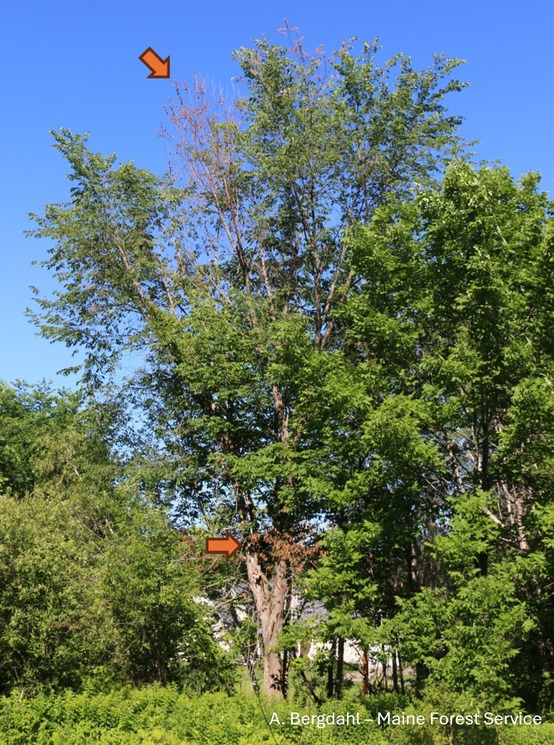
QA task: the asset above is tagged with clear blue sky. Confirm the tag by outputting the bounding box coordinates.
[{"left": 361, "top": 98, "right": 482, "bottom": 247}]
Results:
[{"left": 3, "top": 0, "right": 553, "bottom": 387}]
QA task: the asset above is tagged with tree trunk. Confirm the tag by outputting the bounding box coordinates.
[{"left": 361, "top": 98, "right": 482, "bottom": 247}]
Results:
[
  {"left": 361, "top": 648, "right": 370, "bottom": 696},
  {"left": 335, "top": 636, "right": 345, "bottom": 699},
  {"left": 246, "top": 552, "right": 289, "bottom": 700},
  {"left": 398, "top": 650, "right": 405, "bottom": 695},
  {"left": 327, "top": 641, "right": 335, "bottom": 699},
  {"left": 281, "top": 649, "right": 289, "bottom": 698},
  {"left": 392, "top": 647, "right": 399, "bottom": 693}
]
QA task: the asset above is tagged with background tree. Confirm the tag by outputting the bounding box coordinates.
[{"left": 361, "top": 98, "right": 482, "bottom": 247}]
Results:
[
  {"left": 329, "top": 162, "right": 554, "bottom": 708},
  {"left": 0, "top": 381, "right": 114, "bottom": 499}
]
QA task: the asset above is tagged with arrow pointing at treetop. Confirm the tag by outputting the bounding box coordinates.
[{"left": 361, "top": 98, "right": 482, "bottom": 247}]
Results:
[
  {"left": 139, "top": 47, "right": 170, "bottom": 78},
  {"left": 205, "top": 532, "right": 241, "bottom": 559}
]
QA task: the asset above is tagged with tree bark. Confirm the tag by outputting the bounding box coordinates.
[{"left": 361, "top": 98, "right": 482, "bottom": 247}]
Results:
[{"left": 246, "top": 552, "right": 289, "bottom": 700}]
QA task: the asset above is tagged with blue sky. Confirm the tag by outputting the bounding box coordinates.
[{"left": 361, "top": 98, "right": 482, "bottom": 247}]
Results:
[{"left": 3, "top": 0, "right": 553, "bottom": 387}]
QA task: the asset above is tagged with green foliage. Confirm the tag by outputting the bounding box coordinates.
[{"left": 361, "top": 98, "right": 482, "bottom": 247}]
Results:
[
  {"left": 0, "top": 687, "right": 551, "bottom": 744},
  {"left": 0, "top": 382, "right": 114, "bottom": 498},
  {"left": 0, "top": 383, "right": 234, "bottom": 697},
  {"left": 385, "top": 572, "right": 531, "bottom": 707},
  {"left": 339, "top": 162, "right": 554, "bottom": 708},
  {"left": 0, "top": 493, "right": 110, "bottom": 693}
]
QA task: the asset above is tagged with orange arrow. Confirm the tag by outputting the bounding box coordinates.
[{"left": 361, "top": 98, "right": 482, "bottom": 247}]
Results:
[
  {"left": 205, "top": 532, "right": 241, "bottom": 559},
  {"left": 139, "top": 47, "right": 170, "bottom": 78}
]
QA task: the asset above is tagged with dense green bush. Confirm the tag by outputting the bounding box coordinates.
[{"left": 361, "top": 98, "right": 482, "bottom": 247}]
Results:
[{"left": 0, "top": 384, "right": 236, "bottom": 697}]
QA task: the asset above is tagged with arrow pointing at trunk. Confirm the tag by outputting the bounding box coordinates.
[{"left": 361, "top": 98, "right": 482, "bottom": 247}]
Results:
[
  {"left": 205, "top": 532, "right": 241, "bottom": 559},
  {"left": 139, "top": 47, "right": 170, "bottom": 78}
]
